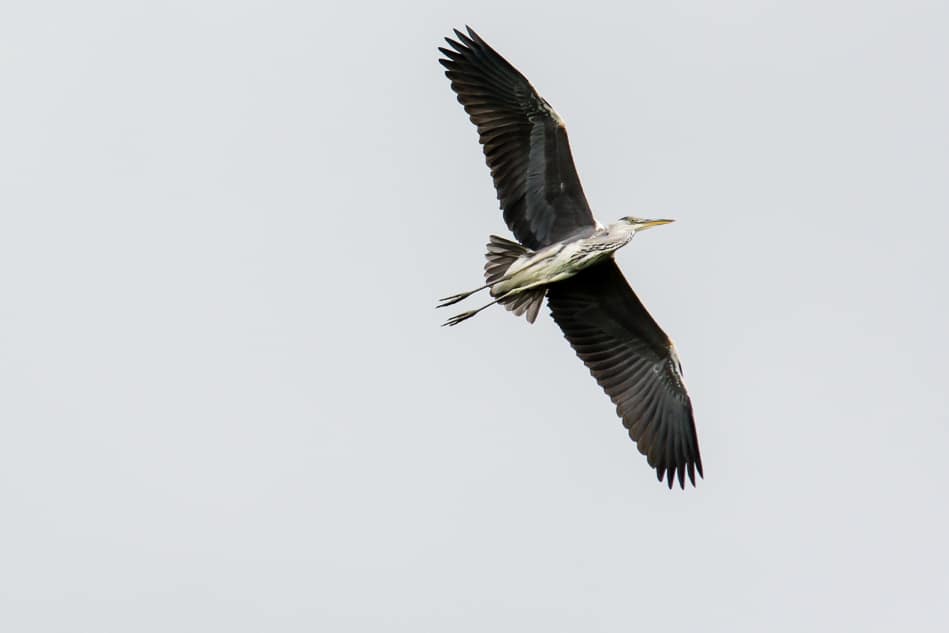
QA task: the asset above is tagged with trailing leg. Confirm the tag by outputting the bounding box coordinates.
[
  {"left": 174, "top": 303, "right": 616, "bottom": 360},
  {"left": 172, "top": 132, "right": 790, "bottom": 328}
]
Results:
[
  {"left": 436, "top": 282, "right": 493, "bottom": 308},
  {"left": 438, "top": 234, "right": 527, "bottom": 309},
  {"left": 442, "top": 298, "right": 502, "bottom": 327}
]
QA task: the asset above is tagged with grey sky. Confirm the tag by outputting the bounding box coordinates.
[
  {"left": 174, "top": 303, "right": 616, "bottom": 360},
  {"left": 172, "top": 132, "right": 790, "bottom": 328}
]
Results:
[{"left": 2, "top": 1, "right": 948, "bottom": 631}]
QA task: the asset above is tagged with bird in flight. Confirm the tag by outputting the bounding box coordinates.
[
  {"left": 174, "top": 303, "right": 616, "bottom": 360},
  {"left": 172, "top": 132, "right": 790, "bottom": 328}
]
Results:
[{"left": 437, "top": 27, "right": 703, "bottom": 488}]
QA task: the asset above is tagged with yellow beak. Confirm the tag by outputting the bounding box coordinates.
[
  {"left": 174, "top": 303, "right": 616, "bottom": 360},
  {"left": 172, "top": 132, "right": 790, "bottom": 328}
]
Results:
[{"left": 639, "top": 218, "right": 675, "bottom": 230}]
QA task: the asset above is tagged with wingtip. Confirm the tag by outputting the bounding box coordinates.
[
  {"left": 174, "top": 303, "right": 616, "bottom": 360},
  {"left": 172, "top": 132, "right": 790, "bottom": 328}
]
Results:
[
  {"left": 657, "top": 460, "right": 703, "bottom": 489},
  {"left": 465, "top": 25, "right": 482, "bottom": 42}
]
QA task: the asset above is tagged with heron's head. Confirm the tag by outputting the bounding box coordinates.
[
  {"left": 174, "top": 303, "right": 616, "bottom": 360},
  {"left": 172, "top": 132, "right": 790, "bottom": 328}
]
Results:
[{"left": 621, "top": 217, "right": 675, "bottom": 232}]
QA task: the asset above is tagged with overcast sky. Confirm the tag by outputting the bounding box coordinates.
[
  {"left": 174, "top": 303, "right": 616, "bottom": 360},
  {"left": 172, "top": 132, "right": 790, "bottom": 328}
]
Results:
[{"left": 2, "top": 1, "right": 948, "bottom": 631}]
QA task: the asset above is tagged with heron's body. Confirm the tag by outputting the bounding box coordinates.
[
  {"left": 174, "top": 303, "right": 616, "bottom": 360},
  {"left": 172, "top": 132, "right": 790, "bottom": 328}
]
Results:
[
  {"left": 491, "top": 223, "right": 634, "bottom": 298},
  {"left": 437, "top": 27, "right": 704, "bottom": 488}
]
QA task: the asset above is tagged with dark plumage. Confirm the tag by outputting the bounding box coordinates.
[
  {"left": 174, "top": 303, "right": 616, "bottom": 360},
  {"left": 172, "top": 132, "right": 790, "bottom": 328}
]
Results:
[
  {"left": 547, "top": 262, "right": 702, "bottom": 487},
  {"left": 439, "top": 28, "right": 595, "bottom": 249}
]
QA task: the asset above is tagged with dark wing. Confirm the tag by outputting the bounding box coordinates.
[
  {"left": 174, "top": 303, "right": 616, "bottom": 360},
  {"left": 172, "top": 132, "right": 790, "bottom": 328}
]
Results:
[
  {"left": 439, "top": 27, "right": 597, "bottom": 250},
  {"left": 546, "top": 261, "right": 703, "bottom": 488}
]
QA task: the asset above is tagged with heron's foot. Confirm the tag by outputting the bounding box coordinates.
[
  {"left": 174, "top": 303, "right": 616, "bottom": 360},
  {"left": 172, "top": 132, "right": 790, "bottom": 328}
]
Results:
[
  {"left": 436, "top": 291, "right": 472, "bottom": 308},
  {"left": 442, "top": 309, "right": 478, "bottom": 327}
]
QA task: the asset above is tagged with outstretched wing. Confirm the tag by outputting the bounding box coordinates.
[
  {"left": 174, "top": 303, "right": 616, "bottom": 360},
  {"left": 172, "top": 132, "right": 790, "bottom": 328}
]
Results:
[
  {"left": 439, "top": 27, "right": 597, "bottom": 250},
  {"left": 546, "top": 261, "right": 703, "bottom": 488}
]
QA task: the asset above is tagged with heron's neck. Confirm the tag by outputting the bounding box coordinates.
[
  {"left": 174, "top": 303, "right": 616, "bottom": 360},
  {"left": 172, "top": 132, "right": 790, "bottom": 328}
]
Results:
[{"left": 606, "top": 222, "right": 638, "bottom": 242}]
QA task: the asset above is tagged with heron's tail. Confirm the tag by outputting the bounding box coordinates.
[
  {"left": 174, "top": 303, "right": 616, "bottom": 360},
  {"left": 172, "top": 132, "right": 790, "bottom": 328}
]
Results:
[
  {"left": 500, "top": 287, "right": 546, "bottom": 323},
  {"left": 484, "top": 235, "right": 529, "bottom": 285},
  {"left": 484, "top": 235, "right": 546, "bottom": 324}
]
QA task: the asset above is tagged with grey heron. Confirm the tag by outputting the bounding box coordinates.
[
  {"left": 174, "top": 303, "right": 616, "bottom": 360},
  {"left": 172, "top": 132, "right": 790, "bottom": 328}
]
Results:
[{"left": 438, "top": 27, "right": 703, "bottom": 489}]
